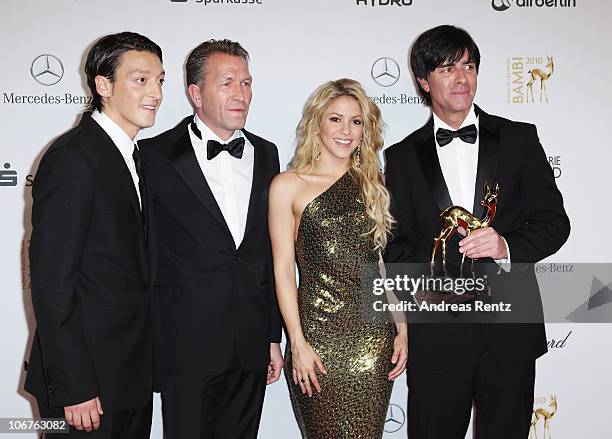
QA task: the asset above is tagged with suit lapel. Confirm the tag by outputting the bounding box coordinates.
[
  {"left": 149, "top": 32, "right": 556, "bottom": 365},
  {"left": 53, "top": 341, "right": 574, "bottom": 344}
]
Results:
[
  {"left": 472, "top": 105, "right": 501, "bottom": 217},
  {"left": 82, "top": 113, "right": 148, "bottom": 277},
  {"left": 168, "top": 124, "right": 233, "bottom": 240},
  {"left": 82, "top": 114, "right": 144, "bottom": 233},
  {"left": 415, "top": 117, "right": 453, "bottom": 213},
  {"left": 241, "top": 130, "right": 265, "bottom": 242}
]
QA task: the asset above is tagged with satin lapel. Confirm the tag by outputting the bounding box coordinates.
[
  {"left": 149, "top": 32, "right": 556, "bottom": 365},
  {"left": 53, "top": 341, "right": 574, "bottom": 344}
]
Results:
[
  {"left": 415, "top": 118, "right": 453, "bottom": 213},
  {"left": 472, "top": 106, "right": 501, "bottom": 217},
  {"left": 82, "top": 114, "right": 144, "bottom": 233},
  {"left": 169, "top": 128, "right": 232, "bottom": 238},
  {"left": 241, "top": 130, "right": 265, "bottom": 241}
]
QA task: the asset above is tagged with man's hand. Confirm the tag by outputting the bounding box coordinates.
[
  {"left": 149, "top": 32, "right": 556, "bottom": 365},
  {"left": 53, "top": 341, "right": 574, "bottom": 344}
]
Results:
[
  {"left": 267, "top": 343, "right": 284, "bottom": 384},
  {"left": 64, "top": 396, "right": 103, "bottom": 432},
  {"left": 459, "top": 227, "right": 508, "bottom": 260}
]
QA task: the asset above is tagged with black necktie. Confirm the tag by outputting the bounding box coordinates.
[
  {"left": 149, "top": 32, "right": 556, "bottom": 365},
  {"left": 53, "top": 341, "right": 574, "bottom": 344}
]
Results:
[
  {"left": 190, "top": 122, "right": 245, "bottom": 160},
  {"left": 435, "top": 124, "right": 478, "bottom": 147},
  {"left": 132, "top": 145, "right": 148, "bottom": 240}
]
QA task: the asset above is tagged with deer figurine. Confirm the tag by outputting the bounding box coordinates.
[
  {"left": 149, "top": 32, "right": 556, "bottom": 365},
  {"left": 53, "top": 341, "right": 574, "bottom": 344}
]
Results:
[
  {"left": 533, "top": 396, "right": 557, "bottom": 439},
  {"left": 529, "top": 411, "right": 539, "bottom": 439},
  {"left": 430, "top": 183, "right": 499, "bottom": 276},
  {"left": 527, "top": 56, "right": 554, "bottom": 103}
]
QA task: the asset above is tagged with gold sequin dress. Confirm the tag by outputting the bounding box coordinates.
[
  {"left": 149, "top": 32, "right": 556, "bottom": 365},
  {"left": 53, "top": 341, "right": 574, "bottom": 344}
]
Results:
[{"left": 285, "top": 170, "right": 395, "bottom": 439}]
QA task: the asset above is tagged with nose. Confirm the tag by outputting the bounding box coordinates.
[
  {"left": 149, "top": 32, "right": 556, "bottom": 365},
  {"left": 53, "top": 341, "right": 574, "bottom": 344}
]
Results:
[
  {"left": 149, "top": 81, "right": 162, "bottom": 102},
  {"left": 231, "top": 82, "right": 246, "bottom": 102},
  {"left": 455, "top": 66, "right": 467, "bottom": 84},
  {"left": 341, "top": 120, "right": 351, "bottom": 135}
]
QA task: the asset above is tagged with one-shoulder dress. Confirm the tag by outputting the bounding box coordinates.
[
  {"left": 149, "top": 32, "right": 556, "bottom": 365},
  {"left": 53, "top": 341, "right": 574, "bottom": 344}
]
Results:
[{"left": 285, "top": 170, "right": 395, "bottom": 439}]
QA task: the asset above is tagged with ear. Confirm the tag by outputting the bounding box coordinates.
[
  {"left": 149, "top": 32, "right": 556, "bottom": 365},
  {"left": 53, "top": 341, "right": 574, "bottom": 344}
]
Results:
[
  {"left": 187, "top": 83, "right": 203, "bottom": 109},
  {"left": 416, "top": 76, "right": 430, "bottom": 93},
  {"left": 95, "top": 75, "right": 113, "bottom": 99}
]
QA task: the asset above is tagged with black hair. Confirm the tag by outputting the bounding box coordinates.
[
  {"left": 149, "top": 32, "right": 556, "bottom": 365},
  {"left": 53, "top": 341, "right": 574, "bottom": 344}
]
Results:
[
  {"left": 186, "top": 39, "right": 249, "bottom": 86},
  {"left": 85, "top": 32, "right": 162, "bottom": 112},
  {"left": 410, "top": 25, "right": 480, "bottom": 105}
]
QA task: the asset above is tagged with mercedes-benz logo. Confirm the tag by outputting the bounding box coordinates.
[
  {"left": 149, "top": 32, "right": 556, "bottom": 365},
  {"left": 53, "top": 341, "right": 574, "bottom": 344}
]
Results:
[
  {"left": 371, "top": 57, "right": 400, "bottom": 87},
  {"left": 384, "top": 403, "right": 406, "bottom": 433},
  {"left": 492, "top": 0, "right": 512, "bottom": 11},
  {"left": 31, "top": 54, "right": 64, "bottom": 86}
]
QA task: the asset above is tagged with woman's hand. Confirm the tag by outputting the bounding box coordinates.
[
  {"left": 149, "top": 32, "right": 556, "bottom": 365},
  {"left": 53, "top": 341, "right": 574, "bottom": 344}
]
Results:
[
  {"left": 388, "top": 331, "right": 407, "bottom": 381},
  {"left": 291, "top": 338, "right": 327, "bottom": 397}
]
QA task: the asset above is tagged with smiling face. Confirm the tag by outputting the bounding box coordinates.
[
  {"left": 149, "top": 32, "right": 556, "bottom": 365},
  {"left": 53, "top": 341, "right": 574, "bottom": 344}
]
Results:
[
  {"left": 417, "top": 49, "right": 477, "bottom": 127},
  {"left": 188, "top": 53, "right": 252, "bottom": 141},
  {"left": 96, "top": 50, "right": 164, "bottom": 139},
  {"left": 318, "top": 95, "right": 364, "bottom": 164}
]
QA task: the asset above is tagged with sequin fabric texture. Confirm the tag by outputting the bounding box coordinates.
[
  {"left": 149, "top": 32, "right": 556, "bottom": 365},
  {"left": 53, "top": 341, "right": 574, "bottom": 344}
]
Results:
[{"left": 285, "top": 170, "right": 395, "bottom": 439}]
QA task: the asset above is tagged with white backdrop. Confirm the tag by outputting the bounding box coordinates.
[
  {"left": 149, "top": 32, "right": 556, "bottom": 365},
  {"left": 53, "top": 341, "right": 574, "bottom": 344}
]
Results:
[{"left": 1, "top": 0, "right": 611, "bottom": 437}]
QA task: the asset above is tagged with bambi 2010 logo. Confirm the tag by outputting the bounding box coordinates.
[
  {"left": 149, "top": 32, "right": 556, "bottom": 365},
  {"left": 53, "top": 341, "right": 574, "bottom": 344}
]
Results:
[
  {"left": 530, "top": 395, "right": 558, "bottom": 438},
  {"left": 506, "top": 55, "right": 555, "bottom": 104}
]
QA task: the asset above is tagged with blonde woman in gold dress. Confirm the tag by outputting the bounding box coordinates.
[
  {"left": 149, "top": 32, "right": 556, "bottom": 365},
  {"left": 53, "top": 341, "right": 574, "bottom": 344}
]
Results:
[{"left": 269, "top": 79, "right": 408, "bottom": 438}]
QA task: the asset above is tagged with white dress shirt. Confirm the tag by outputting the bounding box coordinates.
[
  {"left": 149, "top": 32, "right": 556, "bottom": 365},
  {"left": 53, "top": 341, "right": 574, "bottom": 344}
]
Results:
[
  {"left": 433, "top": 105, "right": 510, "bottom": 263},
  {"left": 189, "top": 115, "right": 253, "bottom": 247},
  {"left": 91, "top": 110, "right": 142, "bottom": 208},
  {"left": 433, "top": 105, "right": 479, "bottom": 212}
]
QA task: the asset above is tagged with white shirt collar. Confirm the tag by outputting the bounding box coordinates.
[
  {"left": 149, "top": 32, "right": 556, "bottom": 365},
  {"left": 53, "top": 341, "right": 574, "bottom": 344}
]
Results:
[
  {"left": 433, "top": 104, "right": 478, "bottom": 132},
  {"left": 194, "top": 114, "right": 243, "bottom": 144},
  {"left": 91, "top": 110, "right": 136, "bottom": 159}
]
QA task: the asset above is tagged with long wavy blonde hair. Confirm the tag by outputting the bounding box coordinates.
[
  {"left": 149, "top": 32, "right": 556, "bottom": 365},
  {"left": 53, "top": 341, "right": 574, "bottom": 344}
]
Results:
[{"left": 288, "top": 78, "right": 394, "bottom": 250}]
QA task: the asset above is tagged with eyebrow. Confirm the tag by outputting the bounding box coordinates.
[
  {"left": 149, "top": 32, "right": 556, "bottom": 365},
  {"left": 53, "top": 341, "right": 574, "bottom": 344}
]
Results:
[
  {"left": 129, "top": 69, "right": 165, "bottom": 76},
  {"left": 438, "top": 61, "right": 457, "bottom": 68},
  {"left": 439, "top": 59, "right": 476, "bottom": 68},
  {"left": 218, "top": 74, "right": 252, "bottom": 81},
  {"left": 329, "top": 112, "right": 363, "bottom": 118}
]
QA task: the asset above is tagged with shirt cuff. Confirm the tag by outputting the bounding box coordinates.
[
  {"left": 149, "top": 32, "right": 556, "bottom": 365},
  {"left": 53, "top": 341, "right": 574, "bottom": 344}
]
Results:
[{"left": 494, "top": 237, "right": 511, "bottom": 272}]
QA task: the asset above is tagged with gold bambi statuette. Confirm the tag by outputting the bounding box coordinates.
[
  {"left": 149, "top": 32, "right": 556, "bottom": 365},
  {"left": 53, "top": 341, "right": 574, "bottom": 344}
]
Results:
[
  {"left": 529, "top": 395, "right": 557, "bottom": 439},
  {"left": 527, "top": 56, "right": 554, "bottom": 103},
  {"left": 430, "top": 183, "right": 499, "bottom": 276}
]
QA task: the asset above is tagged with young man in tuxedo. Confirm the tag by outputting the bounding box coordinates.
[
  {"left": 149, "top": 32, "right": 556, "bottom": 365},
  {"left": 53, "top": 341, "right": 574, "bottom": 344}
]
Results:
[
  {"left": 139, "top": 39, "right": 283, "bottom": 438},
  {"left": 25, "top": 32, "right": 165, "bottom": 437},
  {"left": 384, "top": 25, "right": 570, "bottom": 438}
]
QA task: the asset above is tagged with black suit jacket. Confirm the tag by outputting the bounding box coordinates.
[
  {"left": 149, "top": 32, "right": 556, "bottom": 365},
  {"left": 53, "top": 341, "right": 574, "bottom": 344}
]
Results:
[
  {"left": 384, "top": 105, "right": 570, "bottom": 372},
  {"left": 139, "top": 116, "right": 282, "bottom": 386},
  {"left": 25, "top": 113, "right": 154, "bottom": 410}
]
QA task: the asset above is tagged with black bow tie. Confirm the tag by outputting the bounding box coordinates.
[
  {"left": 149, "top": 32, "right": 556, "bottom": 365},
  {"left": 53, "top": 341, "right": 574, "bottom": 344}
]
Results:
[
  {"left": 435, "top": 124, "right": 478, "bottom": 147},
  {"left": 190, "top": 122, "right": 245, "bottom": 160}
]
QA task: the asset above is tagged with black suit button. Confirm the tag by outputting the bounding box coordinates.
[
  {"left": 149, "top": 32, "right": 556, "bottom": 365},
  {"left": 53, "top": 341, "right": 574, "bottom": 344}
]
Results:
[
  {"left": 48, "top": 384, "right": 55, "bottom": 394},
  {"left": 234, "top": 255, "right": 241, "bottom": 261}
]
